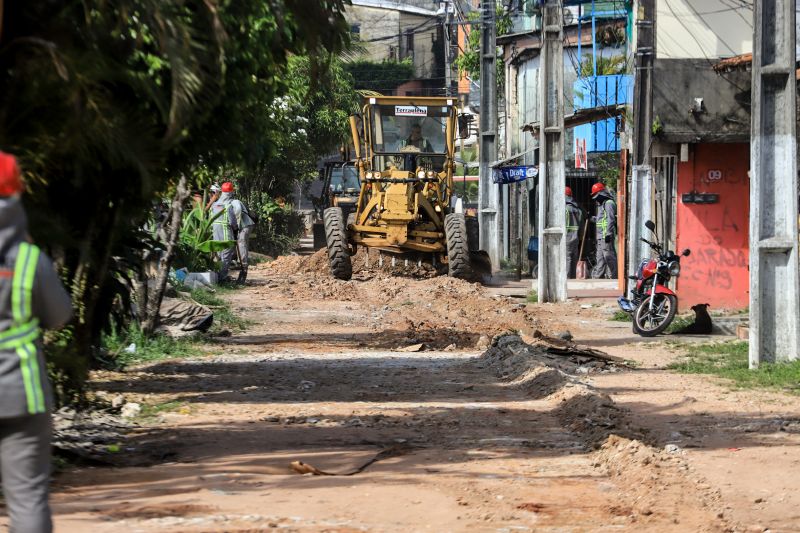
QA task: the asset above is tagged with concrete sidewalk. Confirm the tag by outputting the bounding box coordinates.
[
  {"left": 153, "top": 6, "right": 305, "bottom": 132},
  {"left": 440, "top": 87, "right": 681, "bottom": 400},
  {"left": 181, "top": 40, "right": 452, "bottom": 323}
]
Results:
[{"left": 486, "top": 277, "right": 620, "bottom": 301}]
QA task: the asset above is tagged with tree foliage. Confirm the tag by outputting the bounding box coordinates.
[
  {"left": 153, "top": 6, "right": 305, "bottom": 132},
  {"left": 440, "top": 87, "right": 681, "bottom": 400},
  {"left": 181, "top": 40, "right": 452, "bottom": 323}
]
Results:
[
  {"left": 344, "top": 58, "right": 415, "bottom": 95},
  {"left": 454, "top": 5, "right": 510, "bottom": 84},
  {"left": 0, "top": 0, "right": 353, "bottom": 402}
]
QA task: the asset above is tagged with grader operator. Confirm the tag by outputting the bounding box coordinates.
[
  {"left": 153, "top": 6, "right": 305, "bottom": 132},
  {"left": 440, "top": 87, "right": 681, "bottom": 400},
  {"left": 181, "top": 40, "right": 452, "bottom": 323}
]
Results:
[{"left": 323, "top": 96, "right": 484, "bottom": 281}]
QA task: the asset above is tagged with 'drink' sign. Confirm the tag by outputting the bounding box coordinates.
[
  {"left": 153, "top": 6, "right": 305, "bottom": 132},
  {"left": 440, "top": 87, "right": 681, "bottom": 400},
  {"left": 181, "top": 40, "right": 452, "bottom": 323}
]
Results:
[{"left": 395, "top": 105, "right": 427, "bottom": 117}]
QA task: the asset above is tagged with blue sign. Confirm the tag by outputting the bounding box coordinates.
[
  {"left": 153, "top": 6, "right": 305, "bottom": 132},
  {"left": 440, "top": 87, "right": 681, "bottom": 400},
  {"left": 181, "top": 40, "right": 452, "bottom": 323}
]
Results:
[{"left": 492, "top": 165, "right": 537, "bottom": 184}]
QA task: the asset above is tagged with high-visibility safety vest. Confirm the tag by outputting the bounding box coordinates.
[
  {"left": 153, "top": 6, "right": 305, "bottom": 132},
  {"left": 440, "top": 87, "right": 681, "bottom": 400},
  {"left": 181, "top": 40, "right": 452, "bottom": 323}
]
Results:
[
  {"left": 0, "top": 242, "right": 45, "bottom": 414},
  {"left": 565, "top": 206, "right": 579, "bottom": 234},
  {"left": 212, "top": 204, "right": 233, "bottom": 240},
  {"left": 597, "top": 199, "right": 616, "bottom": 239}
]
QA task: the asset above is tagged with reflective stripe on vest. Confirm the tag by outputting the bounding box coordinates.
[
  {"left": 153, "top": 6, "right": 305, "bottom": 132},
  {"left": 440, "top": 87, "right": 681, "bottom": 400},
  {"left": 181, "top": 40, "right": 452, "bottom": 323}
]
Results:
[
  {"left": 212, "top": 205, "right": 232, "bottom": 241},
  {"left": 565, "top": 206, "right": 578, "bottom": 233},
  {"left": 6, "top": 243, "right": 45, "bottom": 414},
  {"left": 597, "top": 200, "right": 615, "bottom": 238}
]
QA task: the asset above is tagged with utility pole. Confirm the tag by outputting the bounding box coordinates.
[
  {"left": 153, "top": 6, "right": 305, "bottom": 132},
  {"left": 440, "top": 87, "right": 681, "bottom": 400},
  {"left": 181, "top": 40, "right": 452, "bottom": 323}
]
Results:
[
  {"left": 632, "top": 0, "right": 654, "bottom": 168},
  {"left": 443, "top": 0, "right": 452, "bottom": 95},
  {"left": 537, "top": 0, "right": 566, "bottom": 302},
  {"left": 478, "top": 0, "right": 500, "bottom": 268},
  {"left": 628, "top": 0, "right": 655, "bottom": 294},
  {"left": 749, "top": 0, "right": 800, "bottom": 367}
]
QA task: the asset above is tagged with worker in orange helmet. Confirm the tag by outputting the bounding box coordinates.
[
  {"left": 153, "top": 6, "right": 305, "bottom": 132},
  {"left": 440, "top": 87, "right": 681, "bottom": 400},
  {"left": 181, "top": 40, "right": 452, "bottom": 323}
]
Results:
[
  {"left": 210, "top": 181, "right": 256, "bottom": 283},
  {"left": 590, "top": 182, "right": 617, "bottom": 278},
  {"left": 0, "top": 151, "right": 73, "bottom": 533}
]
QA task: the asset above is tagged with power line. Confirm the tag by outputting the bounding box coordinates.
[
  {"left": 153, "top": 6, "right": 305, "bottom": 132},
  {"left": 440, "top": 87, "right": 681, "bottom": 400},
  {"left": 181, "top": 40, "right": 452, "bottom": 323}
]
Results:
[{"left": 662, "top": 0, "right": 750, "bottom": 93}]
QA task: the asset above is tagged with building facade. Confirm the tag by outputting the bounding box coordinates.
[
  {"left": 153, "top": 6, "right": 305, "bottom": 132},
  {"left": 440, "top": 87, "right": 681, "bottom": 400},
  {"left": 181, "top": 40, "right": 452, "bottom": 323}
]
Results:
[{"left": 641, "top": 0, "right": 755, "bottom": 309}]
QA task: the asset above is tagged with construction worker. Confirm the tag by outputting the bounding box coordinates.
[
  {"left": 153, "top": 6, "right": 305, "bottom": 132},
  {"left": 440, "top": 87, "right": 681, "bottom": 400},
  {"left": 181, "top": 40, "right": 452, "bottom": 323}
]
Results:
[
  {"left": 565, "top": 186, "right": 584, "bottom": 279},
  {"left": 227, "top": 184, "right": 256, "bottom": 284},
  {"left": 0, "top": 151, "right": 73, "bottom": 533},
  {"left": 211, "top": 182, "right": 256, "bottom": 284},
  {"left": 590, "top": 182, "right": 618, "bottom": 279},
  {"left": 210, "top": 182, "right": 238, "bottom": 282}
]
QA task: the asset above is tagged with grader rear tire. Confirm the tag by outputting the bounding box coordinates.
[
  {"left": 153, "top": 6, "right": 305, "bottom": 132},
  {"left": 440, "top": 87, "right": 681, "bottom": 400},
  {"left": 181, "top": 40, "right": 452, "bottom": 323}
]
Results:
[
  {"left": 323, "top": 207, "right": 352, "bottom": 280},
  {"left": 445, "top": 213, "right": 473, "bottom": 280}
]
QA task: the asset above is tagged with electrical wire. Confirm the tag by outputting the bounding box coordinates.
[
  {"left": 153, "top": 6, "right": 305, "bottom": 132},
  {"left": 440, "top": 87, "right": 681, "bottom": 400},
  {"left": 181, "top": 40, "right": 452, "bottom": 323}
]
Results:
[{"left": 662, "top": 0, "right": 750, "bottom": 93}]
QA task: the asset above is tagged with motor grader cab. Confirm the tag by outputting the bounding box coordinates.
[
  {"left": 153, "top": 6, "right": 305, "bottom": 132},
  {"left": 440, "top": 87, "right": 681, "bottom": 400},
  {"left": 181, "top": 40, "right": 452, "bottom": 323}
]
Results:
[{"left": 323, "top": 96, "right": 483, "bottom": 280}]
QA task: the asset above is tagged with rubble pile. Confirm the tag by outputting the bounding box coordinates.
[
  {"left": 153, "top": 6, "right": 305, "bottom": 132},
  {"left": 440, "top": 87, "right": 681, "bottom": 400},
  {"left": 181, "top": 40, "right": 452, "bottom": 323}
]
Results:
[
  {"left": 478, "top": 334, "right": 626, "bottom": 379},
  {"left": 477, "top": 334, "right": 636, "bottom": 444}
]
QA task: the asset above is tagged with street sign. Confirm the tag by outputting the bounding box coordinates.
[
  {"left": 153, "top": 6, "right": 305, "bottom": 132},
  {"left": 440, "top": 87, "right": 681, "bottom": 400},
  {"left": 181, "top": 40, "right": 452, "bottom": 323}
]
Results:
[{"left": 492, "top": 165, "right": 537, "bottom": 184}]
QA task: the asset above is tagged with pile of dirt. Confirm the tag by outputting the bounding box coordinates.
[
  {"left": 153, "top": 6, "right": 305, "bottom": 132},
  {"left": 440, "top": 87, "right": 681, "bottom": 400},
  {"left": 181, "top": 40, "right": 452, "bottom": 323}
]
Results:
[
  {"left": 266, "top": 250, "right": 329, "bottom": 276},
  {"left": 253, "top": 262, "right": 541, "bottom": 348},
  {"left": 552, "top": 385, "right": 638, "bottom": 448},
  {"left": 476, "top": 335, "right": 637, "bottom": 442},
  {"left": 592, "top": 435, "right": 730, "bottom": 530},
  {"left": 472, "top": 334, "right": 731, "bottom": 530},
  {"left": 267, "top": 248, "right": 440, "bottom": 279}
]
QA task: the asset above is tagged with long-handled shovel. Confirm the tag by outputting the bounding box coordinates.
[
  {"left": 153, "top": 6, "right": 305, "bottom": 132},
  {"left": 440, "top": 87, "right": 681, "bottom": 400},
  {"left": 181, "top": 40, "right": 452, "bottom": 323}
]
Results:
[{"left": 575, "top": 218, "right": 590, "bottom": 279}]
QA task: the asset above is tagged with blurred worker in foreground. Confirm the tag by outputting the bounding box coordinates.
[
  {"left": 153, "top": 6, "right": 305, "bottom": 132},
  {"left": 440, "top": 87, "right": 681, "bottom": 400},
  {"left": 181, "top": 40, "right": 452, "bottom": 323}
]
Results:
[
  {"left": 211, "top": 182, "right": 256, "bottom": 283},
  {"left": 590, "top": 182, "right": 617, "bottom": 279},
  {"left": 565, "top": 186, "right": 584, "bottom": 279},
  {"left": 0, "top": 151, "right": 73, "bottom": 533}
]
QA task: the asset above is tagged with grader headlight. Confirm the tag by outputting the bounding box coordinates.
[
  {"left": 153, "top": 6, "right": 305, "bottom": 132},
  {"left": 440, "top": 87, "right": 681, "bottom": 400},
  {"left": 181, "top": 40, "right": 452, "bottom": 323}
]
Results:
[
  {"left": 426, "top": 170, "right": 435, "bottom": 178},
  {"left": 416, "top": 170, "right": 426, "bottom": 179}
]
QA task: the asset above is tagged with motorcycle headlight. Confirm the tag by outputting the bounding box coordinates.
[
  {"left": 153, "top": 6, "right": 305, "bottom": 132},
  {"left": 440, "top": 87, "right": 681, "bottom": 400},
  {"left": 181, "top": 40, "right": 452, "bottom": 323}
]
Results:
[
  {"left": 668, "top": 260, "right": 681, "bottom": 276},
  {"left": 417, "top": 170, "right": 426, "bottom": 179}
]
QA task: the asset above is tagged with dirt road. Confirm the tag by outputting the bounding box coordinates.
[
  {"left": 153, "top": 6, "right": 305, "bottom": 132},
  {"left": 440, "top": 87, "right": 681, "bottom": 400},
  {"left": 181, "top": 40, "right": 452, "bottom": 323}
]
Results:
[{"left": 12, "top": 253, "right": 800, "bottom": 532}]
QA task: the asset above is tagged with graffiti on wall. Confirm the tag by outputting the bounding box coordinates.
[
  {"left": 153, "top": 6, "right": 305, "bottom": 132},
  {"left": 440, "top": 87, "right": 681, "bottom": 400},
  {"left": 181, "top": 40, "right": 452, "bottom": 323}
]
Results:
[{"left": 675, "top": 144, "right": 749, "bottom": 309}]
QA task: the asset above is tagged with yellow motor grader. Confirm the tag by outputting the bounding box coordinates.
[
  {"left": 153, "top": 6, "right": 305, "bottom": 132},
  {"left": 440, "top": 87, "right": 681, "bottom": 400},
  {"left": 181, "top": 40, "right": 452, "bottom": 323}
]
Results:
[{"left": 323, "top": 96, "right": 484, "bottom": 280}]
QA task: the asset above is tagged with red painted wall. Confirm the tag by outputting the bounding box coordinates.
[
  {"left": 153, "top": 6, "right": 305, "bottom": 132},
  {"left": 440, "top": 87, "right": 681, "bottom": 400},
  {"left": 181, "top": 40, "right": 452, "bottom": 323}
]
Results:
[{"left": 675, "top": 143, "right": 749, "bottom": 310}]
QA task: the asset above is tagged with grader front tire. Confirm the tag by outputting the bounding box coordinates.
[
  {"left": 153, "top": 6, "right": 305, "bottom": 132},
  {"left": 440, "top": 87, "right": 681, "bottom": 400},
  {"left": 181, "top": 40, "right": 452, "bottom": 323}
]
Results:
[
  {"left": 323, "top": 207, "right": 352, "bottom": 281},
  {"left": 445, "top": 213, "right": 473, "bottom": 280}
]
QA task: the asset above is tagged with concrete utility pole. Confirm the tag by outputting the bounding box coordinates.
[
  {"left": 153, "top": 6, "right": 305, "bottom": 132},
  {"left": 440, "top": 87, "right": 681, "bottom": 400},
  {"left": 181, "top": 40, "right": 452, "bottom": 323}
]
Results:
[
  {"left": 443, "top": 0, "right": 452, "bottom": 95},
  {"left": 749, "top": 0, "right": 800, "bottom": 367},
  {"left": 537, "top": 0, "right": 567, "bottom": 302},
  {"left": 628, "top": 0, "right": 655, "bottom": 289},
  {"left": 632, "top": 0, "right": 654, "bottom": 167},
  {"left": 478, "top": 0, "right": 500, "bottom": 268},
  {"left": 628, "top": 165, "right": 652, "bottom": 284}
]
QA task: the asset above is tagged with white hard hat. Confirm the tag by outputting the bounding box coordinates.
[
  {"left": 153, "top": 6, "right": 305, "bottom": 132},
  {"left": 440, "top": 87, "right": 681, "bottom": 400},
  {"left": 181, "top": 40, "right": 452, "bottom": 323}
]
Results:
[{"left": 210, "top": 183, "right": 221, "bottom": 193}]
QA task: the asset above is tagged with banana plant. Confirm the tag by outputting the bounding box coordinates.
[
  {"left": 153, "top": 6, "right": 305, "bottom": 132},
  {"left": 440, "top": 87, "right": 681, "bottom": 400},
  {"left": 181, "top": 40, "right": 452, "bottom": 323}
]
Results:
[{"left": 176, "top": 192, "right": 236, "bottom": 271}]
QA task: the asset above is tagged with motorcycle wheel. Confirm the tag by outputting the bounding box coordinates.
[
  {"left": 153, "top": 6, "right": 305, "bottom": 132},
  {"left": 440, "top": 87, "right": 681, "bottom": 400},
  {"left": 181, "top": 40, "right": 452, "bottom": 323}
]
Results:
[
  {"left": 631, "top": 315, "right": 642, "bottom": 335},
  {"left": 634, "top": 293, "right": 677, "bottom": 337}
]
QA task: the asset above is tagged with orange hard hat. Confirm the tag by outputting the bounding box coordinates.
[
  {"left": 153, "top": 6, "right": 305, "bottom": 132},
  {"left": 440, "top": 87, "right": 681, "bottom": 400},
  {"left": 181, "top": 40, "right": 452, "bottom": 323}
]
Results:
[
  {"left": 0, "top": 152, "right": 23, "bottom": 197},
  {"left": 221, "top": 182, "right": 234, "bottom": 193},
  {"left": 591, "top": 182, "right": 606, "bottom": 197},
  {"left": 565, "top": 186, "right": 573, "bottom": 197}
]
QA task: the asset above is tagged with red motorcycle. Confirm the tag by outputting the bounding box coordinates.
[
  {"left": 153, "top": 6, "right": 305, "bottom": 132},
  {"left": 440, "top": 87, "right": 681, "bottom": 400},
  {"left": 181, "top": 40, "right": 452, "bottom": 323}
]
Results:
[{"left": 618, "top": 220, "right": 691, "bottom": 336}]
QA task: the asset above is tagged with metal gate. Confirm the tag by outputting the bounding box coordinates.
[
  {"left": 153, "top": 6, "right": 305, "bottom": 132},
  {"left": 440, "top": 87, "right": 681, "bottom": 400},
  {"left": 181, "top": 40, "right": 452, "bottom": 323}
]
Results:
[{"left": 652, "top": 155, "right": 677, "bottom": 251}]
